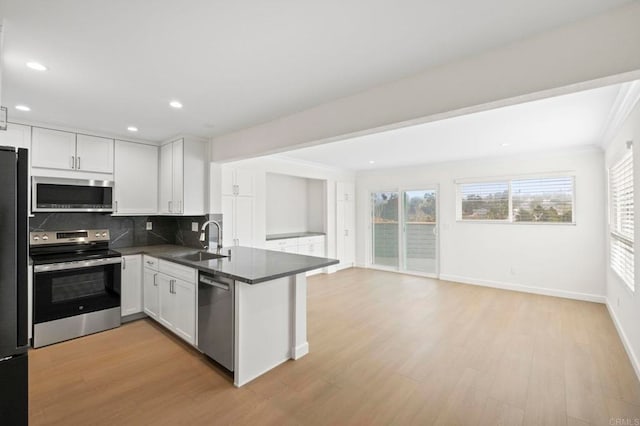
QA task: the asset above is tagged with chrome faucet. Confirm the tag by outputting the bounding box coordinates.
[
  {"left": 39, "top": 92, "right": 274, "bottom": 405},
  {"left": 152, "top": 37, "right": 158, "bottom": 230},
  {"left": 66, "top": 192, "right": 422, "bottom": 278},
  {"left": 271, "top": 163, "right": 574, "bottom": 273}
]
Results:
[{"left": 200, "top": 220, "right": 223, "bottom": 253}]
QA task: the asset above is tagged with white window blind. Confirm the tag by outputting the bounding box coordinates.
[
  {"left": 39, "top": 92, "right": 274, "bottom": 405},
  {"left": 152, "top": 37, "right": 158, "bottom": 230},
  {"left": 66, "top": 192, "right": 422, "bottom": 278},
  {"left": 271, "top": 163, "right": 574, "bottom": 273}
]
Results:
[
  {"left": 459, "top": 182, "right": 509, "bottom": 220},
  {"left": 512, "top": 177, "right": 574, "bottom": 223},
  {"left": 610, "top": 151, "right": 634, "bottom": 290},
  {"left": 458, "top": 175, "right": 575, "bottom": 223}
]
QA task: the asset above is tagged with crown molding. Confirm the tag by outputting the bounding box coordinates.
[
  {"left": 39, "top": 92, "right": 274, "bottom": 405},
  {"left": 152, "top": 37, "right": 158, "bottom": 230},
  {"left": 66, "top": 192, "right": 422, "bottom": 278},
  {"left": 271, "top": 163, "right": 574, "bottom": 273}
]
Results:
[{"left": 600, "top": 80, "right": 640, "bottom": 149}]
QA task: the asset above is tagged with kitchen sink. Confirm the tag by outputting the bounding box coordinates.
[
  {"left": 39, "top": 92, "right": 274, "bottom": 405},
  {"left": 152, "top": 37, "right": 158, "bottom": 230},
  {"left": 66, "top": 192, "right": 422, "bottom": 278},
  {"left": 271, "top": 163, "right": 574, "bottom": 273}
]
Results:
[{"left": 176, "top": 251, "right": 227, "bottom": 262}]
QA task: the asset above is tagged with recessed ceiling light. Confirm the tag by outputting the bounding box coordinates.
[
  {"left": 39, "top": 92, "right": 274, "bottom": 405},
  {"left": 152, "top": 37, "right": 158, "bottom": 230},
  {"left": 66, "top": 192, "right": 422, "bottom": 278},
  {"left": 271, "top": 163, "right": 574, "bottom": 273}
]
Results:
[
  {"left": 127, "top": 126, "right": 138, "bottom": 132},
  {"left": 500, "top": 143, "right": 510, "bottom": 147},
  {"left": 169, "top": 100, "right": 183, "bottom": 109},
  {"left": 369, "top": 160, "right": 375, "bottom": 164},
  {"left": 26, "top": 61, "right": 47, "bottom": 71},
  {"left": 15, "top": 105, "right": 31, "bottom": 112}
]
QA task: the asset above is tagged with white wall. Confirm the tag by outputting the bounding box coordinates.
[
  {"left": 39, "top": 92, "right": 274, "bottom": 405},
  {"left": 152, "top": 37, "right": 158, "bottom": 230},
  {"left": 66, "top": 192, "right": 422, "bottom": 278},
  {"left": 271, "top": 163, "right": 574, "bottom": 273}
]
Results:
[
  {"left": 356, "top": 149, "right": 606, "bottom": 301},
  {"left": 604, "top": 96, "right": 640, "bottom": 378},
  {"left": 210, "top": 3, "right": 640, "bottom": 161},
  {"left": 307, "top": 179, "right": 325, "bottom": 232},
  {"left": 266, "top": 173, "right": 310, "bottom": 234}
]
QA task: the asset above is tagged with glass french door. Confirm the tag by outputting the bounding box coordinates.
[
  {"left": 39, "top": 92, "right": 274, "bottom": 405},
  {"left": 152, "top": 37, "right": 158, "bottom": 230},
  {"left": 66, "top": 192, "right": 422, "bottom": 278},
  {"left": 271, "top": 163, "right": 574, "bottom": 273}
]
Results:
[{"left": 372, "top": 188, "right": 438, "bottom": 276}]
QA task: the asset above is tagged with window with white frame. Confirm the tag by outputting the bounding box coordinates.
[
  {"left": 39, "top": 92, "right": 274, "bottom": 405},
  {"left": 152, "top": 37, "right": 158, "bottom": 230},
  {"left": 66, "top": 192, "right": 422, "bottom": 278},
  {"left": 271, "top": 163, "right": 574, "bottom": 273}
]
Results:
[
  {"left": 457, "top": 176, "right": 575, "bottom": 223},
  {"left": 609, "top": 149, "right": 634, "bottom": 290}
]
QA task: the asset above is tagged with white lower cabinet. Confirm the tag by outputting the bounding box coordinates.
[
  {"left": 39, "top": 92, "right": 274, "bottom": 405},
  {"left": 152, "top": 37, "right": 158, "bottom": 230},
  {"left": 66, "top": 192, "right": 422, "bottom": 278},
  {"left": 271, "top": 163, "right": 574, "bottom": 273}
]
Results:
[
  {"left": 143, "top": 267, "right": 160, "bottom": 319},
  {"left": 265, "top": 236, "right": 326, "bottom": 275},
  {"left": 153, "top": 260, "right": 197, "bottom": 345},
  {"left": 121, "top": 255, "right": 142, "bottom": 316}
]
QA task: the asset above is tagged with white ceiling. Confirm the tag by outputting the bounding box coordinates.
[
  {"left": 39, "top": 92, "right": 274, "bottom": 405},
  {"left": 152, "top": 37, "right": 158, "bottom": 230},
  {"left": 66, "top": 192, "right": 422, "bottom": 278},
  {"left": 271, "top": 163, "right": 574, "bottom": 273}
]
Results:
[
  {"left": 0, "top": 0, "right": 631, "bottom": 141},
  {"left": 278, "top": 83, "right": 624, "bottom": 170}
]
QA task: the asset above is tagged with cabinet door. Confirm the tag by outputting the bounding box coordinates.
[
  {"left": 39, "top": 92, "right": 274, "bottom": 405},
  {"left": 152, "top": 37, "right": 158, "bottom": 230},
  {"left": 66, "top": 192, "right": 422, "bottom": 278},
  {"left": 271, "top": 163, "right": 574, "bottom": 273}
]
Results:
[
  {"left": 143, "top": 268, "right": 159, "bottom": 319},
  {"left": 157, "top": 274, "right": 175, "bottom": 329},
  {"left": 235, "top": 169, "right": 254, "bottom": 196},
  {"left": 0, "top": 123, "right": 31, "bottom": 149},
  {"left": 173, "top": 279, "right": 196, "bottom": 345},
  {"left": 114, "top": 141, "right": 158, "bottom": 214},
  {"left": 221, "top": 167, "right": 235, "bottom": 196},
  {"left": 158, "top": 143, "right": 173, "bottom": 214},
  {"left": 221, "top": 195, "right": 235, "bottom": 247},
  {"left": 234, "top": 196, "right": 254, "bottom": 247},
  {"left": 121, "top": 255, "right": 142, "bottom": 316},
  {"left": 31, "top": 127, "right": 76, "bottom": 170},
  {"left": 172, "top": 139, "right": 184, "bottom": 213},
  {"left": 76, "top": 134, "right": 114, "bottom": 173}
]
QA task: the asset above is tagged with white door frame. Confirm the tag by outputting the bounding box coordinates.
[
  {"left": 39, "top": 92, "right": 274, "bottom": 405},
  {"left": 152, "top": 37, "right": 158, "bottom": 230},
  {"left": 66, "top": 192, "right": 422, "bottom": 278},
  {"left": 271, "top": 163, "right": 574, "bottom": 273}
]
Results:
[{"left": 368, "top": 185, "right": 440, "bottom": 279}]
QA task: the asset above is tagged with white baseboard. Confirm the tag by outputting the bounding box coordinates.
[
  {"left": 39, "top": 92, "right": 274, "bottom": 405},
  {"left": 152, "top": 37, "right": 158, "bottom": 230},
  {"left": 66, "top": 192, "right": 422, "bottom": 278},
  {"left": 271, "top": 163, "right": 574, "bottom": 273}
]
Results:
[
  {"left": 292, "top": 342, "right": 309, "bottom": 360},
  {"left": 438, "top": 273, "right": 606, "bottom": 303},
  {"left": 606, "top": 301, "right": 640, "bottom": 382}
]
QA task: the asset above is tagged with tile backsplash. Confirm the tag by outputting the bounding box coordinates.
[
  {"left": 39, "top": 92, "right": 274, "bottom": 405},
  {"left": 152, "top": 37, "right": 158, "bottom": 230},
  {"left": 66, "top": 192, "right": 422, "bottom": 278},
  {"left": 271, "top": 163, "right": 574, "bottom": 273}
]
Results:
[{"left": 29, "top": 213, "right": 221, "bottom": 249}]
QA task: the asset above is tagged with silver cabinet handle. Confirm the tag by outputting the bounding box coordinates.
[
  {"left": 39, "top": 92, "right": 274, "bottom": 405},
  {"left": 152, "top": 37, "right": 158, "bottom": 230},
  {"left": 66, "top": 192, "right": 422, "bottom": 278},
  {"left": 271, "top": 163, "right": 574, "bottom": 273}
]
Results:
[
  {"left": 146, "top": 260, "right": 154, "bottom": 265},
  {"left": 178, "top": 200, "right": 182, "bottom": 213},
  {"left": 122, "top": 257, "right": 126, "bottom": 269},
  {"left": 153, "top": 273, "right": 157, "bottom": 287},
  {"left": 70, "top": 156, "right": 75, "bottom": 169},
  {"left": 76, "top": 156, "right": 81, "bottom": 170},
  {"left": 115, "top": 201, "right": 118, "bottom": 213},
  {"left": 168, "top": 201, "right": 172, "bottom": 213}
]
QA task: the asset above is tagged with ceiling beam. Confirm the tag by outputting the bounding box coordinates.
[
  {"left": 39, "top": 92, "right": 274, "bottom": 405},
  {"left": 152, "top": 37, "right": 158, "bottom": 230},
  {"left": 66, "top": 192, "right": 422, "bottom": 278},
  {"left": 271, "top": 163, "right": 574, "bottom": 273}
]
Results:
[{"left": 211, "top": 2, "right": 640, "bottom": 162}]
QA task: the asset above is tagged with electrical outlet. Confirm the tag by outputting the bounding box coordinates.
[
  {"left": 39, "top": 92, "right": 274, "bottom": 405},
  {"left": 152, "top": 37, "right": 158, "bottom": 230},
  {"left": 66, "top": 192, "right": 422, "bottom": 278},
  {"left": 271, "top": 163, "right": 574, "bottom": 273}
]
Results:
[
  {"left": 510, "top": 266, "right": 516, "bottom": 275},
  {"left": 192, "top": 222, "right": 199, "bottom": 232},
  {"left": 146, "top": 222, "right": 152, "bottom": 231}
]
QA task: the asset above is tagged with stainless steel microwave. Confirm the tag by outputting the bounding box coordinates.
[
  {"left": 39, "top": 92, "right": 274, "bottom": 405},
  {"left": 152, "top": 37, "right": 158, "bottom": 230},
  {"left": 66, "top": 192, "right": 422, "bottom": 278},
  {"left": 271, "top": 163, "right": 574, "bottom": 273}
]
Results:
[{"left": 32, "top": 177, "right": 114, "bottom": 212}]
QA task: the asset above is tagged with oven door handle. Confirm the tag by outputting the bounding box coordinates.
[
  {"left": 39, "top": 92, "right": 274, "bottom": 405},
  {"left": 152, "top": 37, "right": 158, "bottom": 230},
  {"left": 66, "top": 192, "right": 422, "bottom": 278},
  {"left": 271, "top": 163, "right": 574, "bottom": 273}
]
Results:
[{"left": 33, "top": 257, "right": 122, "bottom": 273}]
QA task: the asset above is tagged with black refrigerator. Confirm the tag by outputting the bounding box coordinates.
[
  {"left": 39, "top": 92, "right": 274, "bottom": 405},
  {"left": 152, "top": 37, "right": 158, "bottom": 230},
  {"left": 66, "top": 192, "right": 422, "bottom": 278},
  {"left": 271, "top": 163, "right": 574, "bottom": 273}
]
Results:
[{"left": 0, "top": 146, "right": 29, "bottom": 425}]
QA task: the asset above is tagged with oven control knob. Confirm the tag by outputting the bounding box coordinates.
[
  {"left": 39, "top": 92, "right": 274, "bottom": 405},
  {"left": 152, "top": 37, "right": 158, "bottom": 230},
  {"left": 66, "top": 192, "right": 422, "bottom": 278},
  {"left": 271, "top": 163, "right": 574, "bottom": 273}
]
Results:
[
  {"left": 102, "top": 232, "right": 107, "bottom": 238},
  {"left": 33, "top": 235, "right": 39, "bottom": 241},
  {"left": 42, "top": 234, "right": 49, "bottom": 241},
  {"left": 95, "top": 232, "right": 100, "bottom": 237}
]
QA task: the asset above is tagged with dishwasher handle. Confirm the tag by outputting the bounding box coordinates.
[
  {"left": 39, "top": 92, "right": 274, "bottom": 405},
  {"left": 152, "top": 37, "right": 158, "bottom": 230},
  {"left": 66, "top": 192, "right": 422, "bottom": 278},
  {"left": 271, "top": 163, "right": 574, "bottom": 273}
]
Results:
[{"left": 199, "top": 275, "right": 231, "bottom": 291}]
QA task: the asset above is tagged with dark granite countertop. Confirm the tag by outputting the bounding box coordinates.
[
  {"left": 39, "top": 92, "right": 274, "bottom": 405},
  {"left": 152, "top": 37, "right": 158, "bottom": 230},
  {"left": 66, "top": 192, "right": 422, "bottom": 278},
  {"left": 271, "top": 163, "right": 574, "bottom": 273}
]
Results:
[
  {"left": 266, "top": 232, "right": 326, "bottom": 241},
  {"left": 114, "top": 244, "right": 338, "bottom": 284}
]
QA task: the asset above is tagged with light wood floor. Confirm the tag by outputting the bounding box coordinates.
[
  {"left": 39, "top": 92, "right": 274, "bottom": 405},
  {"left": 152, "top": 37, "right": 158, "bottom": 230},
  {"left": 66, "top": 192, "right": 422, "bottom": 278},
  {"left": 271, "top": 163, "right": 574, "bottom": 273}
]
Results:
[{"left": 30, "top": 268, "right": 640, "bottom": 425}]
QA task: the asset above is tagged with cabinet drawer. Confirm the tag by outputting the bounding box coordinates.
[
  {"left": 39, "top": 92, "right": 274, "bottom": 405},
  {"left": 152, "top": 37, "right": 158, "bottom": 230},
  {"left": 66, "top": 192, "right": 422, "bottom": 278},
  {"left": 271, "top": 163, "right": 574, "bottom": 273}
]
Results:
[
  {"left": 298, "top": 236, "right": 325, "bottom": 246},
  {"left": 265, "top": 239, "right": 297, "bottom": 250},
  {"left": 143, "top": 255, "right": 159, "bottom": 271},
  {"left": 159, "top": 260, "right": 197, "bottom": 283}
]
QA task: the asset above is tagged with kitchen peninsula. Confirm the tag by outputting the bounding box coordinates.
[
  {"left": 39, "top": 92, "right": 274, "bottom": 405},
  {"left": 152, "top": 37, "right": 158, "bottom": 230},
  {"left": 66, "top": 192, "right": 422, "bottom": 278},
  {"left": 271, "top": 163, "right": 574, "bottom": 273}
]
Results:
[{"left": 116, "top": 244, "right": 338, "bottom": 386}]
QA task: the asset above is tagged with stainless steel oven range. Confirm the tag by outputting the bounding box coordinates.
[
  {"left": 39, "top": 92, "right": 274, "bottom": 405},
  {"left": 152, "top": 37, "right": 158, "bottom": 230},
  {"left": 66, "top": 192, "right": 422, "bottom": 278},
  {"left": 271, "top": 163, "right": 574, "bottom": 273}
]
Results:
[{"left": 30, "top": 229, "right": 121, "bottom": 348}]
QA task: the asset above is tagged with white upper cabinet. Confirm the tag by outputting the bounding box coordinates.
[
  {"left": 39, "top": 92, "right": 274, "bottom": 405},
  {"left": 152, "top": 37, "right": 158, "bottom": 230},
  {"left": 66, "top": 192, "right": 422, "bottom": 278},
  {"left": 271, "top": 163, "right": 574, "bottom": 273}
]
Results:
[
  {"left": 31, "top": 127, "right": 77, "bottom": 171},
  {"left": 221, "top": 166, "right": 256, "bottom": 247},
  {"left": 158, "top": 137, "right": 207, "bottom": 215},
  {"left": 222, "top": 167, "right": 254, "bottom": 196},
  {"left": 0, "top": 123, "right": 31, "bottom": 150},
  {"left": 159, "top": 143, "right": 173, "bottom": 214},
  {"left": 172, "top": 139, "right": 184, "bottom": 213},
  {"left": 31, "top": 127, "right": 114, "bottom": 174},
  {"left": 75, "top": 134, "right": 114, "bottom": 173},
  {"left": 114, "top": 140, "right": 158, "bottom": 214}
]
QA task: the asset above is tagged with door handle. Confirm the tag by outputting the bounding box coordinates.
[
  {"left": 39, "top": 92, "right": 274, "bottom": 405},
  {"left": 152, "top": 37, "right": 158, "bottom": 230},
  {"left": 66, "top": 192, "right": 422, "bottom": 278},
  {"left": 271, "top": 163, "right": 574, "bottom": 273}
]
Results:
[
  {"left": 76, "top": 156, "right": 81, "bottom": 170},
  {"left": 71, "top": 156, "right": 75, "bottom": 169},
  {"left": 115, "top": 201, "right": 118, "bottom": 213},
  {"left": 168, "top": 201, "right": 172, "bottom": 213},
  {"left": 153, "top": 273, "right": 157, "bottom": 287},
  {"left": 122, "top": 257, "right": 126, "bottom": 270}
]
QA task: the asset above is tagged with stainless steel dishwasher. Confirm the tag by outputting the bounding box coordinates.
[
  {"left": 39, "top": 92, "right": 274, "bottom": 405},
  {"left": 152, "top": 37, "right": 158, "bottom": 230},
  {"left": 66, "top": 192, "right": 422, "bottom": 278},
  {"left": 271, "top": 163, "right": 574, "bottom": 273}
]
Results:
[{"left": 198, "top": 273, "right": 234, "bottom": 371}]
